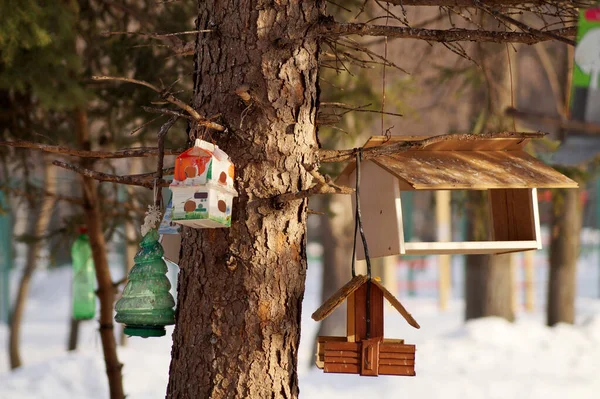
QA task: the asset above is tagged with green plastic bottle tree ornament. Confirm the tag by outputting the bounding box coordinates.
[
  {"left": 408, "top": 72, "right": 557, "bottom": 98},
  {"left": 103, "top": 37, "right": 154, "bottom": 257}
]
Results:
[
  {"left": 115, "top": 205, "right": 175, "bottom": 338},
  {"left": 72, "top": 227, "right": 96, "bottom": 320}
]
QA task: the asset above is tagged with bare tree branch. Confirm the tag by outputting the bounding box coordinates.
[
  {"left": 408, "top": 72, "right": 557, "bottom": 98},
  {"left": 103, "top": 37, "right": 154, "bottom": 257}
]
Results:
[
  {"left": 383, "top": 0, "right": 593, "bottom": 6},
  {"left": 91, "top": 76, "right": 225, "bottom": 131},
  {"left": 318, "top": 21, "right": 577, "bottom": 45},
  {"left": 318, "top": 131, "right": 546, "bottom": 163},
  {"left": 505, "top": 107, "right": 600, "bottom": 136},
  {"left": 0, "top": 140, "right": 183, "bottom": 159},
  {"left": 476, "top": 2, "right": 576, "bottom": 46},
  {"left": 53, "top": 161, "right": 170, "bottom": 189},
  {"left": 270, "top": 169, "right": 355, "bottom": 207},
  {"left": 102, "top": 30, "right": 212, "bottom": 38}
]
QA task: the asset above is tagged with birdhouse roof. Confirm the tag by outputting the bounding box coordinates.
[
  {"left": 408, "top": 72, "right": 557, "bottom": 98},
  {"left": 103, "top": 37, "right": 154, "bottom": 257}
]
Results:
[
  {"left": 311, "top": 275, "right": 420, "bottom": 329},
  {"left": 339, "top": 134, "right": 578, "bottom": 190}
]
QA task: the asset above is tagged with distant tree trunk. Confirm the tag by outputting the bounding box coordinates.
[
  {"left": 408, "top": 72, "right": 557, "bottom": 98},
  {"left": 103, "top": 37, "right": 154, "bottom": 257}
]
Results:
[
  {"left": 464, "top": 192, "right": 515, "bottom": 321},
  {"left": 166, "top": 1, "right": 322, "bottom": 397},
  {"left": 9, "top": 156, "right": 57, "bottom": 369},
  {"left": 465, "top": 31, "right": 516, "bottom": 322},
  {"left": 75, "top": 109, "right": 125, "bottom": 399},
  {"left": 311, "top": 195, "right": 353, "bottom": 365},
  {"left": 67, "top": 318, "right": 80, "bottom": 351},
  {"left": 547, "top": 187, "right": 582, "bottom": 326},
  {"left": 120, "top": 156, "right": 142, "bottom": 347}
]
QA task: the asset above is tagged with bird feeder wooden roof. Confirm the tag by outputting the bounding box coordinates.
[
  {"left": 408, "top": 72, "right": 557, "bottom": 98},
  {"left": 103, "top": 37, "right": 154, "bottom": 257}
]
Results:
[
  {"left": 311, "top": 275, "right": 420, "bottom": 329},
  {"left": 339, "top": 135, "right": 578, "bottom": 190},
  {"left": 336, "top": 134, "right": 578, "bottom": 258}
]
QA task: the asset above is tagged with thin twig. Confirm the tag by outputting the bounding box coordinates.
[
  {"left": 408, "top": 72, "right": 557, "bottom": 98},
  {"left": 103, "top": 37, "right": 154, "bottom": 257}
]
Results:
[
  {"left": 155, "top": 117, "right": 178, "bottom": 205},
  {"left": 475, "top": 1, "right": 577, "bottom": 46},
  {"left": 142, "top": 106, "right": 195, "bottom": 120},
  {"left": 321, "top": 102, "right": 403, "bottom": 117},
  {"left": 91, "top": 76, "right": 225, "bottom": 131}
]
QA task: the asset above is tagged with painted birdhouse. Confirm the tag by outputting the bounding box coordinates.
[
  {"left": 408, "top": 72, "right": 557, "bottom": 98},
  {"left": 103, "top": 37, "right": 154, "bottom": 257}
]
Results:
[
  {"left": 169, "top": 139, "right": 237, "bottom": 228},
  {"left": 337, "top": 135, "right": 579, "bottom": 259},
  {"left": 312, "top": 275, "right": 420, "bottom": 377}
]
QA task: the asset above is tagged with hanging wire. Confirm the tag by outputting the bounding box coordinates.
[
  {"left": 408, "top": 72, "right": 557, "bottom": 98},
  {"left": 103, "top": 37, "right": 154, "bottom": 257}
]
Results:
[
  {"left": 355, "top": 150, "right": 372, "bottom": 279},
  {"left": 350, "top": 149, "right": 373, "bottom": 338}
]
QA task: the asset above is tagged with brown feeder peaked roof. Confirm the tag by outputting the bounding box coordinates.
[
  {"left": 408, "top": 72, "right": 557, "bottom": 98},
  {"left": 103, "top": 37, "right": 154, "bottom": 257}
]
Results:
[
  {"left": 339, "top": 134, "right": 578, "bottom": 190},
  {"left": 311, "top": 275, "right": 420, "bottom": 329}
]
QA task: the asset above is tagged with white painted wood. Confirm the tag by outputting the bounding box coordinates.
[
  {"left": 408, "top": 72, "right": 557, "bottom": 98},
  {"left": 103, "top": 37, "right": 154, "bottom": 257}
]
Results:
[
  {"left": 350, "top": 161, "right": 404, "bottom": 260},
  {"left": 531, "top": 188, "right": 543, "bottom": 249},
  {"left": 403, "top": 240, "right": 540, "bottom": 255}
]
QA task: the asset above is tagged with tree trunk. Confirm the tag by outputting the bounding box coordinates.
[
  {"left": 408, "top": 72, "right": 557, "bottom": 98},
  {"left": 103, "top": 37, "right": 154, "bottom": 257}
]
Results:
[
  {"left": 547, "top": 187, "right": 582, "bottom": 326},
  {"left": 464, "top": 191, "right": 515, "bottom": 321},
  {"left": 75, "top": 109, "right": 125, "bottom": 399},
  {"left": 67, "top": 318, "right": 80, "bottom": 351},
  {"left": 9, "top": 155, "right": 57, "bottom": 369},
  {"left": 166, "top": 2, "right": 322, "bottom": 397}
]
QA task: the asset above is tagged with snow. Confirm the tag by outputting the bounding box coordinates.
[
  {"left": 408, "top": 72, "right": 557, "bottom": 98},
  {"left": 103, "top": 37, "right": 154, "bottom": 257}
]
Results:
[{"left": 1, "top": 256, "right": 600, "bottom": 398}]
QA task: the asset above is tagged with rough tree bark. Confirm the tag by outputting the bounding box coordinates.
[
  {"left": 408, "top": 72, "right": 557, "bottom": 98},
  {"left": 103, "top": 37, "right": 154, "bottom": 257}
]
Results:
[
  {"left": 166, "top": 1, "right": 323, "bottom": 398},
  {"left": 547, "top": 187, "right": 582, "bottom": 326},
  {"left": 8, "top": 155, "right": 57, "bottom": 369},
  {"left": 75, "top": 109, "right": 125, "bottom": 399}
]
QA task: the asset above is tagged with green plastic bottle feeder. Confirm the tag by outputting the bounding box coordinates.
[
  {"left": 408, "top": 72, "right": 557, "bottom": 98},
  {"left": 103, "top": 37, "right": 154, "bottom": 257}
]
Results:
[
  {"left": 72, "top": 228, "right": 96, "bottom": 321},
  {"left": 115, "top": 229, "right": 175, "bottom": 338}
]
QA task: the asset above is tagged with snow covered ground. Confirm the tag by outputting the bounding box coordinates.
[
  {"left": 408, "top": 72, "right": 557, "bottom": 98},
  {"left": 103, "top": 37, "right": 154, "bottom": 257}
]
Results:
[{"left": 1, "top": 255, "right": 600, "bottom": 399}]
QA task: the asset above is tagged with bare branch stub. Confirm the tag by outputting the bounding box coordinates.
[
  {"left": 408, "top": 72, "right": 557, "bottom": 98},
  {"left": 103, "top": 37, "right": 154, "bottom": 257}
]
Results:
[
  {"left": 319, "top": 22, "right": 577, "bottom": 45},
  {"left": 269, "top": 169, "right": 355, "bottom": 208},
  {"left": 318, "top": 131, "right": 546, "bottom": 163},
  {"left": 91, "top": 76, "right": 225, "bottom": 131}
]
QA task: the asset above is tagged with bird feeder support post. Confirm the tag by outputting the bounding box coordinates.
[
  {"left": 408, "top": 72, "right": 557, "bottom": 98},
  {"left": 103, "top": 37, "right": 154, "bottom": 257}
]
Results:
[{"left": 436, "top": 190, "right": 452, "bottom": 310}]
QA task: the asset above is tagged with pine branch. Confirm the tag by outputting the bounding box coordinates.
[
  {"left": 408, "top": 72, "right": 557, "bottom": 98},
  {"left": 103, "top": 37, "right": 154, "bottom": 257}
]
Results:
[
  {"left": 0, "top": 140, "right": 183, "bottom": 159},
  {"left": 318, "top": 22, "right": 577, "bottom": 45},
  {"left": 318, "top": 131, "right": 546, "bottom": 163},
  {"left": 91, "top": 76, "right": 225, "bottom": 131}
]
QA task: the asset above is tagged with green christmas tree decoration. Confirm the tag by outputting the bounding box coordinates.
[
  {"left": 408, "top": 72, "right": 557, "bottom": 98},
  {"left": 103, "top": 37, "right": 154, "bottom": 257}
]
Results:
[{"left": 115, "top": 228, "right": 175, "bottom": 338}]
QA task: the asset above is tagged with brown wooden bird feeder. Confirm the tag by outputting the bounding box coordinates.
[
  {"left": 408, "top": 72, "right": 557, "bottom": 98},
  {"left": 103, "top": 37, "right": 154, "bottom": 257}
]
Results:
[
  {"left": 337, "top": 135, "right": 578, "bottom": 259},
  {"left": 312, "top": 275, "right": 420, "bottom": 377}
]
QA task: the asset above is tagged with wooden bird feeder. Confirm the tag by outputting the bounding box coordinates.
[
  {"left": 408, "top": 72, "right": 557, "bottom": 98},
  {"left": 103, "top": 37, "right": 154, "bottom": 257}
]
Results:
[
  {"left": 312, "top": 275, "right": 420, "bottom": 377},
  {"left": 337, "top": 135, "right": 578, "bottom": 259}
]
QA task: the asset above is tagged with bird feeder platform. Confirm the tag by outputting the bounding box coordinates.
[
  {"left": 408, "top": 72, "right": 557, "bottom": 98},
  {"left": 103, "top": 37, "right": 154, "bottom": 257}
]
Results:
[{"left": 337, "top": 135, "right": 578, "bottom": 259}]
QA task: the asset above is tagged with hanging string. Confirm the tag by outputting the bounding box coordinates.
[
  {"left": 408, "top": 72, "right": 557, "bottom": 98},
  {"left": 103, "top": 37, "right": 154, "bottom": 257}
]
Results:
[
  {"left": 350, "top": 150, "right": 373, "bottom": 338},
  {"left": 505, "top": 44, "right": 516, "bottom": 131}
]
